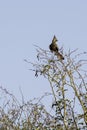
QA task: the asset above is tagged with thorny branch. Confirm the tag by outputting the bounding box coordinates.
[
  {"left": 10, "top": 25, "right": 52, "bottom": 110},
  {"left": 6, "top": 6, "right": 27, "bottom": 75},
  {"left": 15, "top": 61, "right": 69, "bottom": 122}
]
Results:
[{"left": 26, "top": 46, "right": 87, "bottom": 129}]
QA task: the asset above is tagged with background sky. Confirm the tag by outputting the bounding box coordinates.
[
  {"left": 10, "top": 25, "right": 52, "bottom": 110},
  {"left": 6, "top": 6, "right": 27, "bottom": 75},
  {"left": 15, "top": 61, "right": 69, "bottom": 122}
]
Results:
[{"left": 0, "top": 0, "right": 87, "bottom": 106}]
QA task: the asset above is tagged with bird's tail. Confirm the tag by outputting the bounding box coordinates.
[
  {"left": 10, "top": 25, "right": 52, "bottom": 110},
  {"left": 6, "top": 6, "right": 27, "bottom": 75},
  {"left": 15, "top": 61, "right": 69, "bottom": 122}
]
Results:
[{"left": 55, "top": 52, "right": 64, "bottom": 60}]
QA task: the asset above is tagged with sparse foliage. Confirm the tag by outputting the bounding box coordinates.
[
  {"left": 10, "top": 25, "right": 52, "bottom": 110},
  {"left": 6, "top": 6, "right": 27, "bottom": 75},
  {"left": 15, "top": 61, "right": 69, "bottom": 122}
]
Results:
[
  {"left": 27, "top": 45, "right": 87, "bottom": 129},
  {"left": 0, "top": 40, "right": 87, "bottom": 129}
]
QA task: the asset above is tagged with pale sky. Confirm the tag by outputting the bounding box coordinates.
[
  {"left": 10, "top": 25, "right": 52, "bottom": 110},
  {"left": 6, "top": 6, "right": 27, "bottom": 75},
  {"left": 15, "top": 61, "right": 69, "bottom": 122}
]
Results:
[{"left": 0, "top": 0, "right": 87, "bottom": 104}]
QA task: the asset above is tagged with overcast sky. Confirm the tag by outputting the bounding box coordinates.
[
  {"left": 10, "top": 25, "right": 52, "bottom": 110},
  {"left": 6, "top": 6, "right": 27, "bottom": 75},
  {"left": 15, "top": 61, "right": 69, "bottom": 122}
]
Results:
[{"left": 0, "top": 0, "right": 87, "bottom": 105}]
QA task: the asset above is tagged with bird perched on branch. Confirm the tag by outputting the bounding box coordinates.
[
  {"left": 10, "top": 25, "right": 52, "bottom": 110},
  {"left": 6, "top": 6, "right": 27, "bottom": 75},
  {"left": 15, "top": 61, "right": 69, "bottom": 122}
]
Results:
[
  {"left": 49, "top": 35, "right": 64, "bottom": 60},
  {"left": 49, "top": 35, "right": 59, "bottom": 53}
]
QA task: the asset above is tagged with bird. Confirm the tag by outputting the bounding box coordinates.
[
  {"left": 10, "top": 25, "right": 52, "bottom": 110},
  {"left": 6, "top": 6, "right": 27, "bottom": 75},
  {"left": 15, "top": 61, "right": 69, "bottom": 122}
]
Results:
[
  {"left": 49, "top": 35, "right": 59, "bottom": 53},
  {"left": 49, "top": 35, "right": 64, "bottom": 60}
]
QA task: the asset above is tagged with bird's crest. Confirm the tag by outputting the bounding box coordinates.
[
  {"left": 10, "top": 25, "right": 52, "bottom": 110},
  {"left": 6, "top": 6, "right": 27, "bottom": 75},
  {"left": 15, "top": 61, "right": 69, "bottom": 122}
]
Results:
[{"left": 52, "top": 35, "right": 58, "bottom": 43}]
